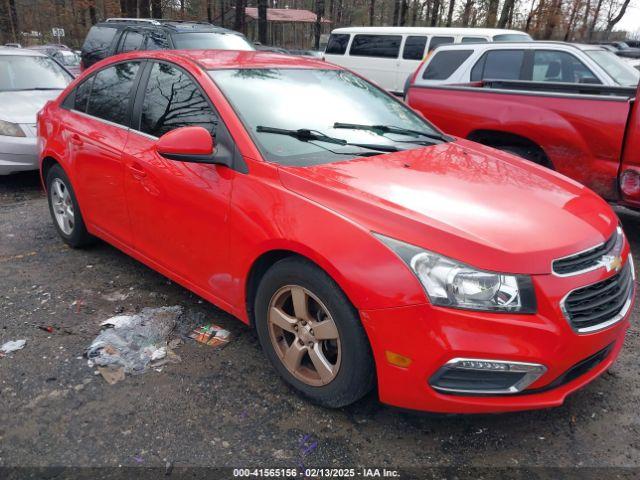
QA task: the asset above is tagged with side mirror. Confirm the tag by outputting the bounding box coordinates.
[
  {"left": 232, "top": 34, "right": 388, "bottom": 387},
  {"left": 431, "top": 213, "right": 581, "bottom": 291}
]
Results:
[{"left": 155, "top": 126, "right": 219, "bottom": 164}]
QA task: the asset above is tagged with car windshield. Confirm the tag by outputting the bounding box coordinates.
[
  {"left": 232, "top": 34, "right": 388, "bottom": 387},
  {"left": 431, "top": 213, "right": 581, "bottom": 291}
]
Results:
[
  {"left": 210, "top": 68, "right": 445, "bottom": 166},
  {"left": 171, "top": 32, "right": 254, "bottom": 50},
  {"left": 0, "top": 55, "right": 72, "bottom": 91},
  {"left": 585, "top": 50, "right": 640, "bottom": 86},
  {"left": 56, "top": 51, "right": 80, "bottom": 66}
]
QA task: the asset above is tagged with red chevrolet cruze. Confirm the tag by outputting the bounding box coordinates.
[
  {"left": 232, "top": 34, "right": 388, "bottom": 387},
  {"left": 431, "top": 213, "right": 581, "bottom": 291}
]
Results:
[{"left": 38, "top": 50, "right": 635, "bottom": 413}]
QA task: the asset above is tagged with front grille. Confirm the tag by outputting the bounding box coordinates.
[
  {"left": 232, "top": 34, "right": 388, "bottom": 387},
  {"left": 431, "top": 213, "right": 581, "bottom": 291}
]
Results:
[
  {"left": 553, "top": 233, "right": 617, "bottom": 275},
  {"left": 522, "top": 343, "right": 614, "bottom": 395},
  {"left": 562, "top": 262, "right": 633, "bottom": 332}
]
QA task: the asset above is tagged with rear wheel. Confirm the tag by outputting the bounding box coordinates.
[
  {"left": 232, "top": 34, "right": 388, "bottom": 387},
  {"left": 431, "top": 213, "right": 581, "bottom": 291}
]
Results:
[
  {"left": 255, "top": 257, "right": 375, "bottom": 407},
  {"left": 500, "top": 145, "right": 549, "bottom": 166},
  {"left": 46, "top": 164, "right": 94, "bottom": 248}
]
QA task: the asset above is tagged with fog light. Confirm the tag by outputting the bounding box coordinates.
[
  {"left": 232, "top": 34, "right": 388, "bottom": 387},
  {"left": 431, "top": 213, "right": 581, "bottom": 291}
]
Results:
[
  {"left": 429, "top": 357, "right": 546, "bottom": 395},
  {"left": 385, "top": 350, "right": 412, "bottom": 368},
  {"left": 620, "top": 169, "right": 640, "bottom": 198}
]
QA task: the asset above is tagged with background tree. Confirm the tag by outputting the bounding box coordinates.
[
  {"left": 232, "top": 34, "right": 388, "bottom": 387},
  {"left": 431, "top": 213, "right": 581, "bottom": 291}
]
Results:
[{"left": 258, "top": 0, "right": 267, "bottom": 43}]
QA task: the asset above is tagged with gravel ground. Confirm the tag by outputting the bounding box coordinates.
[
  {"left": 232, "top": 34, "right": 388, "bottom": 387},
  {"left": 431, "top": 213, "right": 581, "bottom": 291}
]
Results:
[{"left": 1, "top": 171, "right": 639, "bottom": 476}]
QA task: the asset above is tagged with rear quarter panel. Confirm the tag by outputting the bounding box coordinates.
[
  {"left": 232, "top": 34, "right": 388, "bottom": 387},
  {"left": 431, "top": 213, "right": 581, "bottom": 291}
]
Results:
[{"left": 407, "top": 85, "right": 631, "bottom": 200}]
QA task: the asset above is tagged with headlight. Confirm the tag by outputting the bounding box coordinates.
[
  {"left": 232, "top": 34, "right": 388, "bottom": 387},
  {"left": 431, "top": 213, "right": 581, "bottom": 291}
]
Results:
[
  {"left": 0, "top": 119, "right": 25, "bottom": 137},
  {"left": 375, "top": 234, "right": 537, "bottom": 313}
]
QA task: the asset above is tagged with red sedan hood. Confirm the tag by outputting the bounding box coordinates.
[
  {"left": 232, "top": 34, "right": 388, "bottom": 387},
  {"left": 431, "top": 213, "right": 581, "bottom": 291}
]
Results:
[{"left": 278, "top": 139, "right": 617, "bottom": 274}]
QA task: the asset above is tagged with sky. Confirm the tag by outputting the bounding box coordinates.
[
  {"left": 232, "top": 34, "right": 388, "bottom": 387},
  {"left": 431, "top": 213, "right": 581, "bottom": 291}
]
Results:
[{"left": 616, "top": 1, "right": 640, "bottom": 36}]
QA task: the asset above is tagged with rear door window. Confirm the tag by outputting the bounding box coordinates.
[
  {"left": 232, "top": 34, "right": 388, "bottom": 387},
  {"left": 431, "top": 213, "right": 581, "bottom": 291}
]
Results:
[
  {"left": 532, "top": 50, "right": 600, "bottom": 84},
  {"left": 423, "top": 50, "right": 473, "bottom": 80},
  {"left": 350, "top": 35, "right": 402, "bottom": 58},
  {"left": 403, "top": 36, "right": 428, "bottom": 60},
  {"left": 428, "top": 36, "right": 454, "bottom": 53},
  {"left": 325, "top": 34, "right": 350, "bottom": 55},
  {"left": 119, "top": 30, "right": 145, "bottom": 53},
  {"left": 86, "top": 62, "right": 140, "bottom": 126},
  {"left": 81, "top": 25, "right": 117, "bottom": 65},
  {"left": 74, "top": 77, "right": 94, "bottom": 112},
  {"left": 473, "top": 50, "right": 525, "bottom": 80},
  {"left": 145, "top": 31, "right": 169, "bottom": 50},
  {"left": 139, "top": 62, "right": 218, "bottom": 138}
]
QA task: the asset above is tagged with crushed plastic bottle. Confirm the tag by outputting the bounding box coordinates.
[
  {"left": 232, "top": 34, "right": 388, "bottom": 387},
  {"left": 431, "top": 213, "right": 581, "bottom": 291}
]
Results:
[{"left": 86, "top": 306, "right": 182, "bottom": 375}]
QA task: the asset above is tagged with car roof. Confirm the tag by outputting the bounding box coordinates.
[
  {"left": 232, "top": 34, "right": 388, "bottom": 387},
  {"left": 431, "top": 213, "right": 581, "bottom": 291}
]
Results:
[
  {"left": 0, "top": 47, "right": 47, "bottom": 57},
  {"left": 102, "top": 49, "right": 338, "bottom": 70},
  {"left": 432, "top": 41, "right": 607, "bottom": 52},
  {"left": 96, "top": 18, "right": 240, "bottom": 35},
  {"left": 331, "top": 26, "right": 528, "bottom": 36}
]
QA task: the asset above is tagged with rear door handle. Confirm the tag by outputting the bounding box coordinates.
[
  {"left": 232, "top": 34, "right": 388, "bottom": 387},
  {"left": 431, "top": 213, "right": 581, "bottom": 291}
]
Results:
[
  {"left": 70, "top": 133, "right": 83, "bottom": 146},
  {"left": 128, "top": 163, "right": 147, "bottom": 180}
]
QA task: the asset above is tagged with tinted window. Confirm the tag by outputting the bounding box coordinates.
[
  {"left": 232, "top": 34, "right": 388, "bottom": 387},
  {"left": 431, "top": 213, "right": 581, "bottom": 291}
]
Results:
[
  {"left": 120, "top": 30, "right": 144, "bottom": 53},
  {"left": 403, "top": 36, "right": 428, "bottom": 60},
  {"left": 462, "top": 37, "right": 488, "bottom": 43},
  {"left": 423, "top": 50, "right": 473, "bottom": 80},
  {"left": 325, "top": 34, "right": 350, "bottom": 55},
  {"left": 74, "top": 77, "right": 93, "bottom": 112},
  {"left": 532, "top": 50, "right": 599, "bottom": 84},
  {"left": 86, "top": 62, "right": 140, "bottom": 125},
  {"left": 140, "top": 62, "right": 218, "bottom": 138},
  {"left": 428, "top": 36, "right": 454, "bottom": 53},
  {"left": 350, "top": 35, "right": 401, "bottom": 58},
  {"left": 481, "top": 50, "right": 524, "bottom": 80},
  {"left": 81, "top": 26, "right": 117, "bottom": 66},
  {"left": 146, "top": 31, "right": 169, "bottom": 50}
]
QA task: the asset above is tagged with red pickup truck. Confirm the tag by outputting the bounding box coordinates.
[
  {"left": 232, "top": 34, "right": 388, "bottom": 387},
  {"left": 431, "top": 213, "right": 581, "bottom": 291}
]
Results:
[{"left": 406, "top": 80, "right": 640, "bottom": 209}]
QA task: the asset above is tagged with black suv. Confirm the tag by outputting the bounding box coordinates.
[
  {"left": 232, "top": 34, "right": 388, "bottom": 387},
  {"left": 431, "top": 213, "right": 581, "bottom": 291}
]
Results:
[{"left": 80, "top": 18, "right": 254, "bottom": 70}]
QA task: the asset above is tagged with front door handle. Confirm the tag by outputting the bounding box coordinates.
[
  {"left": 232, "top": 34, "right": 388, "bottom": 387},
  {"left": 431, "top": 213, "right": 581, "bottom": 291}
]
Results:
[
  {"left": 70, "top": 133, "right": 83, "bottom": 146},
  {"left": 128, "top": 163, "right": 147, "bottom": 180}
]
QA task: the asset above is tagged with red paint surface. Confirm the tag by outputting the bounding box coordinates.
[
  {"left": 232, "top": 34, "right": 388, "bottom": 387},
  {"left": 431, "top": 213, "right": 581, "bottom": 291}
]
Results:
[
  {"left": 39, "top": 50, "right": 634, "bottom": 413},
  {"left": 407, "top": 82, "right": 640, "bottom": 207}
]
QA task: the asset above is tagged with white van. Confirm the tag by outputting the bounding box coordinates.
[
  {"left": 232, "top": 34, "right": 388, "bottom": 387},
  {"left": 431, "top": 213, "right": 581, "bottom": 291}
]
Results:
[{"left": 323, "top": 27, "right": 532, "bottom": 94}]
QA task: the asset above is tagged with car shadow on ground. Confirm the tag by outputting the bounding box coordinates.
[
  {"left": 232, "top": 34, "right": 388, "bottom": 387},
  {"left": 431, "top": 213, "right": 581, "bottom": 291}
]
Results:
[{"left": 0, "top": 171, "right": 43, "bottom": 202}]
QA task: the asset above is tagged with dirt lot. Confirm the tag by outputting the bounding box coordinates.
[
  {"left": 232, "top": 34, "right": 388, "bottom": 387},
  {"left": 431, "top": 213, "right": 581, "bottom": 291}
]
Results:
[{"left": 1, "top": 171, "right": 640, "bottom": 476}]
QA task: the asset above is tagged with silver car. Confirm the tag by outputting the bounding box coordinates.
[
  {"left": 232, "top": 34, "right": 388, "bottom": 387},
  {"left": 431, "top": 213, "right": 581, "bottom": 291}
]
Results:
[{"left": 0, "top": 48, "right": 72, "bottom": 175}]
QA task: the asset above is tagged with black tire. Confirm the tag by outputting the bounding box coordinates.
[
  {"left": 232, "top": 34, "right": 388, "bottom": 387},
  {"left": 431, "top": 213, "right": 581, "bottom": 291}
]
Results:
[
  {"left": 255, "top": 257, "right": 375, "bottom": 408},
  {"left": 46, "top": 164, "right": 94, "bottom": 248}
]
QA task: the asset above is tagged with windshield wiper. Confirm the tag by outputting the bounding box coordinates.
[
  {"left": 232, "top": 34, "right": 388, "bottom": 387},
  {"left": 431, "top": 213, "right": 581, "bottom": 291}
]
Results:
[
  {"left": 256, "top": 126, "right": 400, "bottom": 153},
  {"left": 333, "top": 122, "right": 448, "bottom": 142}
]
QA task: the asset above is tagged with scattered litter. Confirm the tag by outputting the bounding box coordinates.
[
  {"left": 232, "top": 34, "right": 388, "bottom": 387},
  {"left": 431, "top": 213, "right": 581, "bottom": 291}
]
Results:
[
  {"left": 86, "top": 306, "right": 183, "bottom": 381},
  {"left": 1, "top": 339, "right": 26, "bottom": 356},
  {"left": 151, "top": 347, "right": 167, "bottom": 361},
  {"left": 102, "top": 291, "right": 130, "bottom": 302},
  {"left": 189, "top": 323, "right": 231, "bottom": 348},
  {"left": 25, "top": 322, "right": 75, "bottom": 335},
  {"left": 97, "top": 366, "right": 125, "bottom": 385}
]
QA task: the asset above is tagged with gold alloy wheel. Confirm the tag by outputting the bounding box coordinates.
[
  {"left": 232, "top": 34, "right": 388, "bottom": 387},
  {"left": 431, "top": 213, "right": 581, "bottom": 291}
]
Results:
[{"left": 267, "top": 285, "right": 341, "bottom": 386}]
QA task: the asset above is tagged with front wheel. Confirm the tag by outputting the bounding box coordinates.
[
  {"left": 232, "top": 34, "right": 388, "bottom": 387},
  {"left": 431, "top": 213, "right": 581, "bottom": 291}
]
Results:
[
  {"left": 254, "top": 257, "right": 375, "bottom": 408},
  {"left": 46, "top": 164, "right": 94, "bottom": 248}
]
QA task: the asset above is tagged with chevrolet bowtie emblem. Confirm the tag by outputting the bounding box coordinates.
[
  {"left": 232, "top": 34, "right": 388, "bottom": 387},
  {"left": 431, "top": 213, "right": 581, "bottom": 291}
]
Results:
[{"left": 600, "top": 255, "right": 623, "bottom": 272}]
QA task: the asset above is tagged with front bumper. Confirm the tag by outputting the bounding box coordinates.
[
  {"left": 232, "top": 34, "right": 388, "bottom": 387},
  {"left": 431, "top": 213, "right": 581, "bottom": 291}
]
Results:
[
  {"left": 0, "top": 135, "right": 38, "bottom": 175},
  {"left": 360, "top": 261, "right": 634, "bottom": 414}
]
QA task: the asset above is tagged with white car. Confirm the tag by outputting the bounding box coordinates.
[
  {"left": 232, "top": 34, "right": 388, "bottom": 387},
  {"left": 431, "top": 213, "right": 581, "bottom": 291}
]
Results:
[
  {"left": 0, "top": 48, "right": 72, "bottom": 175},
  {"left": 410, "top": 41, "right": 640, "bottom": 89},
  {"left": 322, "top": 26, "right": 532, "bottom": 94}
]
